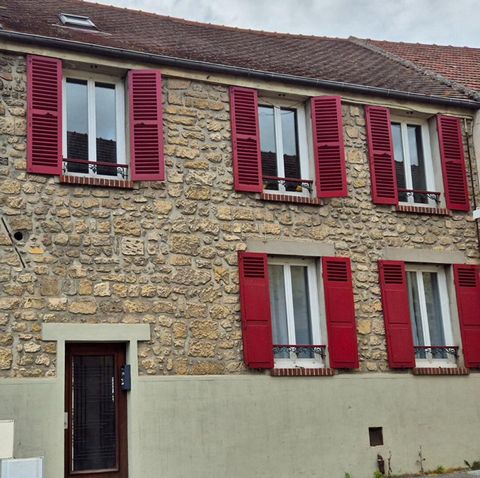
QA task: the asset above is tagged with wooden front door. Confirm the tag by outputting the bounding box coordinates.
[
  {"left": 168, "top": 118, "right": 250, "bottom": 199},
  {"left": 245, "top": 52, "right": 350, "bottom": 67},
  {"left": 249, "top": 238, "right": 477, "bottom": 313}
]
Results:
[{"left": 65, "top": 343, "right": 128, "bottom": 478}]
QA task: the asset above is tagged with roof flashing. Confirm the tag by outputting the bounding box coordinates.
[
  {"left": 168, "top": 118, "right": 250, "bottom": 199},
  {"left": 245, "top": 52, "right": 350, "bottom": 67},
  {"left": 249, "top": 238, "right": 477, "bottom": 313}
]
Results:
[{"left": 59, "top": 13, "right": 97, "bottom": 30}]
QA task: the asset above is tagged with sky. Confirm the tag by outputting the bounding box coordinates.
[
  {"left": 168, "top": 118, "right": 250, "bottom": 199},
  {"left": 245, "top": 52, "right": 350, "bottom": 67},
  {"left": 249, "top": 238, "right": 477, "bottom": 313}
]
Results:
[{"left": 93, "top": 0, "right": 480, "bottom": 47}]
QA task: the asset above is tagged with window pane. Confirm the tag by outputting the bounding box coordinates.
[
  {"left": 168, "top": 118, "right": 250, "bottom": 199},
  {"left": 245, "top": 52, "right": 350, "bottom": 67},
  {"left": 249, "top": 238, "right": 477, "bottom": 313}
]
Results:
[
  {"left": 269, "top": 265, "right": 289, "bottom": 358},
  {"left": 423, "top": 272, "right": 446, "bottom": 357},
  {"left": 291, "top": 265, "right": 313, "bottom": 358},
  {"left": 392, "top": 123, "right": 407, "bottom": 202},
  {"left": 259, "top": 106, "right": 278, "bottom": 191},
  {"left": 407, "top": 125, "right": 427, "bottom": 204},
  {"left": 281, "top": 108, "right": 301, "bottom": 192},
  {"left": 95, "top": 82, "right": 117, "bottom": 176},
  {"left": 66, "top": 79, "right": 89, "bottom": 174},
  {"left": 408, "top": 271, "right": 425, "bottom": 358}
]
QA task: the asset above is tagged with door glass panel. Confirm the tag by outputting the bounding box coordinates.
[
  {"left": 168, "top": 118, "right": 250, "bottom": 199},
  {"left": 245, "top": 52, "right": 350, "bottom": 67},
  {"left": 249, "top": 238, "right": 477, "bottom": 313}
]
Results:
[
  {"left": 259, "top": 106, "right": 278, "bottom": 190},
  {"left": 291, "top": 265, "right": 313, "bottom": 358},
  {"left": 423, "top": 272, "right": 446, "bottom": 357},
  {"left": 408, "top": 271, "right": 425, "bottom": 358},
  {"left": 71, "top": 355, "right": 117, "bottom": 472},
  {"left": 66, "top": 79, "right": 89, "bottom": 174},
  {"left": 281, "top": 108, "right": 301, "bottom": 192},
  {"left": 95, "top": 82, "right": 117, "bottom": 176},
  {"left": 407, "top": 124, "right": 427, "bottom": 204},
  {"left": 269, "top": 265, "right": 289, "bottom": 358}
]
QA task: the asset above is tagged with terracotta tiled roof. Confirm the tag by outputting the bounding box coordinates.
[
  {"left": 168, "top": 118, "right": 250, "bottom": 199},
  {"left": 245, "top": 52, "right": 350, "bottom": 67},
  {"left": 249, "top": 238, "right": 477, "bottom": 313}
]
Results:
[
  {"left": 365, "top": 39, "right": 480, "bottom": 93},
  {"left": 0, "top": 0, "right": 476, "bottom": 104}
]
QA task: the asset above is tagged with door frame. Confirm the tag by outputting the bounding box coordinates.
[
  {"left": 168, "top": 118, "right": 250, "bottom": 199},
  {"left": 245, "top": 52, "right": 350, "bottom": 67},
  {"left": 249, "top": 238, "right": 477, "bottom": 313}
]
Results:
[
  {"left": 65, "top": 342, "right": 128, "bottom": 478},
  {"left": 42, "top": 323, "right": 151, "bottom": 478}
]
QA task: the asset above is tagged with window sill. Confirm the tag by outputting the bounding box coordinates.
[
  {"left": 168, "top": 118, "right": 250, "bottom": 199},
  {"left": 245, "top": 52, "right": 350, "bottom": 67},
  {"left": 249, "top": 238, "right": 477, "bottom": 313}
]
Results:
[
  {"left": 395, "top": 204, "right": 451, "bottom": 216},
  {"left": 412, "top": 367, "right": 469, "bottom": 376},
  {"left": 270, "top": 368, "right": 336, "bottom": 377},
  {"left": 59, "top": 175, "right": 135, "bottom": 189},
  {"left": 260, "top": 193, "right": 322, "bottom": 206}
]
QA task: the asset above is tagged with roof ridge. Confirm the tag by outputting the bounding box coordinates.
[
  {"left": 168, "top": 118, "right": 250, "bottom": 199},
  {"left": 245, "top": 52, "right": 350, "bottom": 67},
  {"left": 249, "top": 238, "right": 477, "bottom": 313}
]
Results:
[
  {"left": 349, "top": 36, "right": 480, "bottom": 102},
  {"left": 78, "top": 0, "right": 349, "bottom": 42}
]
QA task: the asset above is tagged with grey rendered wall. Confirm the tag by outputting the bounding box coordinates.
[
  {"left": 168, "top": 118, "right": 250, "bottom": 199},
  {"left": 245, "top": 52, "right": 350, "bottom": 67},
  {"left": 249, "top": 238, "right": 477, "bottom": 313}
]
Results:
[{"left": 1, "top": 374, "right": 480, "bottom": 478}]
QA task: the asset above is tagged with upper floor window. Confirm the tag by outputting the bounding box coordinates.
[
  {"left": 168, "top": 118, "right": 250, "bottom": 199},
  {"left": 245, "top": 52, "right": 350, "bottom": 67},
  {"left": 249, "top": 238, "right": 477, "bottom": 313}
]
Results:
[
  {"left": 391, "top": 117, "right": 439, "bottom": 207},
  {"left": 230, "top": 88, "right": 347, "bottom": 201},
  {"left": 63, "top": 73, "right": 126, "bottom": 179},
  {"left": 392, "top": 119, "right": 440, "bottom": 207},
  {"left": 406, "top": 264, "right": 456, "bottom": 367},
  {"left": 259, "top": 103, "right": 311, "bottom": 197},
  {"left": 27, "top": 55, "right": 164, "bottom": 183},
  {"left": 367, "top": 107, "right": 470, "bottom": 212}
]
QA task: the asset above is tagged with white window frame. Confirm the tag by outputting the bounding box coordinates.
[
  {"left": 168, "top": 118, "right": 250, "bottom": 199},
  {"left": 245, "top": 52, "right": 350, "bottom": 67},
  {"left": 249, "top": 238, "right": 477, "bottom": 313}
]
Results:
[
  {"left": 406, "top": 264, "right": 456, "bottom": 368},
  {"left": 62, "top": 71, "right": 127, "bottom": 180},
  {"left": 391, "top": 116, "right": 438, "bottom": 207},
  {"left": 269, "top": 257, "right": 324, "bottom": 369},
  {"left": 259, "top": 101, "right": 311, "bottom": 197}
]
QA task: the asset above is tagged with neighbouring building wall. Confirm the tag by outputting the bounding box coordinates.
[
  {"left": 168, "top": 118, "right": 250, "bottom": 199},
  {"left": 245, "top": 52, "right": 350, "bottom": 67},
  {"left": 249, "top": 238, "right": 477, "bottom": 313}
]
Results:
[{"left": 0, "top": 51, "right": 479, "bottom": 378}]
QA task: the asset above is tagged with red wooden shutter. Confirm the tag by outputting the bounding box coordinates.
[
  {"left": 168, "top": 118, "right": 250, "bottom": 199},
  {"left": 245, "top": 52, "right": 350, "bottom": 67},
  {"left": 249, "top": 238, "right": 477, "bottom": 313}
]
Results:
[
  {"left": 322, "top": 257, "right": 359, "bottom": 368},
  {"left": 454, "top": 265, "right": 480, "bottom": 368},
  {"left": 437, "top": 115, "right": 470, "bottom": 211},
  {"left": 311, "top": 96, "right": 348, "bottom": 198},
  {"left": 128, "top": 70, "right": 164, "bottom": 181},
  {"left": 378, "top": 260, "right": 415, "bottom": 368},
  {"left": 365, "top": 106, "right": 398, "bottom": 205},
  {"left": 238, "top": 252, "right": 274, "bottom": 369},
  {"left": 27, "top": 55, "right": 62, "bottom": 175},
  {"left": 230, "top": 87, "right": 262, "bottom": 192}
]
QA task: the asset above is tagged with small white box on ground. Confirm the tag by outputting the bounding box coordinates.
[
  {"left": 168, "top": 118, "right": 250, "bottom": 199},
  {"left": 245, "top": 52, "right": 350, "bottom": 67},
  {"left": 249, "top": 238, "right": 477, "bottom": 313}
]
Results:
[
  {"left": 0, "top": 421, "right": 14, "bottom": 459},
  {"left": 0, "top": 457, "right": 43, "bottom": 478},
  {"left": 473, "top": 209, "right": 480, "bottom": 220}
]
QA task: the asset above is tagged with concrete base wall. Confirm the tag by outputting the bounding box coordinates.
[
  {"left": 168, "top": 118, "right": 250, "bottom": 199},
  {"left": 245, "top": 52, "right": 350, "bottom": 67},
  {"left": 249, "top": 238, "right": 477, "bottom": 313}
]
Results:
[{"left": 1, "top": 374, "right": 480, "bottom": 478}]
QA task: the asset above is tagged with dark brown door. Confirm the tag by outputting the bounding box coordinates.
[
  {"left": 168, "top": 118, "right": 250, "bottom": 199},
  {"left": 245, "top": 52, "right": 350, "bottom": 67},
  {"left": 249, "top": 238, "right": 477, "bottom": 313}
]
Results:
[{"left": 65, "top": 343, "right": 128, "bottom": 478}]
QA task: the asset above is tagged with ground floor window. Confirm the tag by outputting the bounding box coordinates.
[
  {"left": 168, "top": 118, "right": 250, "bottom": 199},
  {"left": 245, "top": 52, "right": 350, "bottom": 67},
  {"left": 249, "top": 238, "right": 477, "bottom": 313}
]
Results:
[
  {"left": 269, "top": 258, "right": 325, "bottom": 368},
  {"left": 406, "top": 264, "right": 457, "bottom": 367}
]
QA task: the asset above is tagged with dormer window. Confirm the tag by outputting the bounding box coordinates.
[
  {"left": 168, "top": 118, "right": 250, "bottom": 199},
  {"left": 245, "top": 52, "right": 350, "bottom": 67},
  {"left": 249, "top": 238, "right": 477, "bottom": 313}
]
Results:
[{"left": 59, "top": 13, "right": 96, "bottom": 29}]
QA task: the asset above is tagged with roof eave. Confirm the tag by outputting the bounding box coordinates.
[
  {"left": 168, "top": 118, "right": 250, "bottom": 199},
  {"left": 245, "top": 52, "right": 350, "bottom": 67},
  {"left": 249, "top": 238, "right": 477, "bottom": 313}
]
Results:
[{"left": 1, "top": 29, "right": 479, "bottom": 110}]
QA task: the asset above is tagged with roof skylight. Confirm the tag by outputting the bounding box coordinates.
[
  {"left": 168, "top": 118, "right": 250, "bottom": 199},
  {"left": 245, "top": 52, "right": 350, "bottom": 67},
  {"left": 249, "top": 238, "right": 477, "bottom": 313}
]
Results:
[{"left": 59, "top": 13, "right": 96, "bottom": 29}]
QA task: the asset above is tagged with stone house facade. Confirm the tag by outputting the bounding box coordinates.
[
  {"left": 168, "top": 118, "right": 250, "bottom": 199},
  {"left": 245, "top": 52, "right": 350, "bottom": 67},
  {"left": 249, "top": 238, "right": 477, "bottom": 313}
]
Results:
[{"left": 0, "top": 2, "right": 480, "bottom": 478}]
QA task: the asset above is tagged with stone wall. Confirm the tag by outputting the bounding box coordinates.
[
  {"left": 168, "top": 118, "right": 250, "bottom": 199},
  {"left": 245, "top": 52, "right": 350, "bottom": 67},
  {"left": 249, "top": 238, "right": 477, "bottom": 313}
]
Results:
[{"left": 0, "top": 51, "right": 479, "bottom": 377}]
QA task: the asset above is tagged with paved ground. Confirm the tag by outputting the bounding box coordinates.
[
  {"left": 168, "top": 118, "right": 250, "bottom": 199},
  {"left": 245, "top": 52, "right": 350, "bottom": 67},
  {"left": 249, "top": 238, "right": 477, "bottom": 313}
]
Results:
[{"left": 403, "top": 472, "right": 480, "bottom": 478}]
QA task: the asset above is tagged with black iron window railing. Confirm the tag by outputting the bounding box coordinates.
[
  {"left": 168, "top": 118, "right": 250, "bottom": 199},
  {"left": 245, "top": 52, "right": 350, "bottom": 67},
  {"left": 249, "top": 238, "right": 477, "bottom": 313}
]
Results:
[
  {"left": 263, "top": 176, "right": 313, "bottom": 194},
  {"left": 398, "top": 188, "right": 441, "bottom": 205},
  {"left": 414, "top": 345, "right": 458, "bottom": 360},
  {"left": 63, "top": 158, "right": 129, "bottom": 179},
  {"left": 273, "top": 344, "right": 326, "bottom": 359}
]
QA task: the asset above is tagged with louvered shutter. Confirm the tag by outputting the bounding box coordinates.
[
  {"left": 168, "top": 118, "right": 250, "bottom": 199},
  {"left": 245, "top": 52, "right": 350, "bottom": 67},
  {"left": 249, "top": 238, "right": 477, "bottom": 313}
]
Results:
[
  {"left": 238, "top": 252, "right": 274, "bottom": 369},
  {"left": 322, "top": 257, "right": 359, "bottom": 368},
  {"left": 230, "top": 87, "right": 262, "bottom": 192},
  {"left": 128, "top": 70, "right": 164, "bottom": 181},
  {"left": 311, "top": 96, "right": 348, "bottom": 198},
  {"left": 437, "top": 115, "right": 470, "bottom": 211},
  {"left": 454, "top": 265, "right": 480, "bottom": 368},
  {"left": 378, "top": 260, "right": 415, "bottom": 368},
  {"left": 365, "top": 106, "right": 398, "bottom": 205},
  {"left": 27, "top": 55, "right": 62, "bottom": 175}
]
